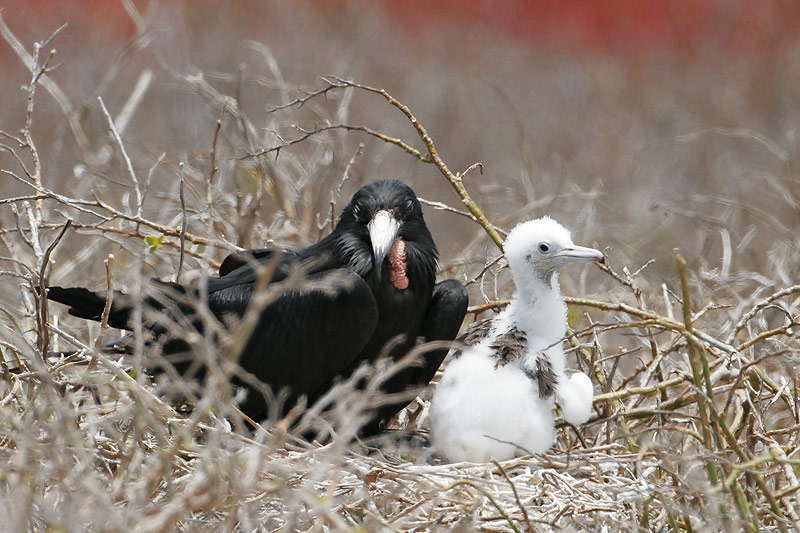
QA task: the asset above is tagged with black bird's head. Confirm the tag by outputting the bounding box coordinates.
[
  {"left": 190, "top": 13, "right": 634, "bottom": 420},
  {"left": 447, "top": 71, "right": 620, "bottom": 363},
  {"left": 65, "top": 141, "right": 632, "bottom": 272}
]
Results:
[{"left": 335, "top": 180, "right": 438, "bottom": 290}]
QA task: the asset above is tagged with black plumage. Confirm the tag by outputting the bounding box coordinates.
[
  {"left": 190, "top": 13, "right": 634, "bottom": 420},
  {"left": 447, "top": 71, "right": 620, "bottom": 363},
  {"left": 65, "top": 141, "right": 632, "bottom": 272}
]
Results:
[{"left": 47, "top": 179, "right": 468, "bottom": 435}]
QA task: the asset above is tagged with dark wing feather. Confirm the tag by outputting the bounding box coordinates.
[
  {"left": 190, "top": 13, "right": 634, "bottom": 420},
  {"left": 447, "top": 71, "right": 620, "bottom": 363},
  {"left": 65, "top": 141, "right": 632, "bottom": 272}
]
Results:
[
  {"left": 459, "top": 317, "right": 493, "bottom": 345},
  {"left": 415, "top": 279, "right": 468, "bottom": 381},
  {"left": 362, "top": 278, "right": 467, "bottom": 435},
  {"left": 522, "top": 355, "right": 558, "bottom": 399},
  {"left": 207, "top": 268, "right": 378, "bottom": 420},
  {"left": 218, "top": 248, "right": 276, "bottom": 277},
  {"left": 489, "top": 326, "right": 527, "bottom": 368},
  {"left": 452, "top": 317, "right": 528, "bottom": 367},
  {"left": 211, "top": 238, "right": 342, "bottom": 293},
  {"left": 450, "top": 316, "right": 493, "bottom": 358}
]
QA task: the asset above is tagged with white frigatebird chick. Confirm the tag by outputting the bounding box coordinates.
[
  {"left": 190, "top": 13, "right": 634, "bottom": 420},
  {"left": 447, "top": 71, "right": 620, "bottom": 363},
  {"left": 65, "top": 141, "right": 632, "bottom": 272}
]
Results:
[
  {"left": 429, "top": 217, "right": 603, "bottom": 462},
  {"left": 47, "top": 180, "right": 468, "bottom": 435}
]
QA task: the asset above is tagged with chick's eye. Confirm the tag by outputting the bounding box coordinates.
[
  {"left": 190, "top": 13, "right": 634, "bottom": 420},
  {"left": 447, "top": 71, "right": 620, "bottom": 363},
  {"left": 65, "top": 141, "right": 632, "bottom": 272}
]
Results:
[
  {"left": 404, "top": 199, "right": 414, "bottom": 213},
  {"left": 538, "top": 243, "right": 550, "bottom": 253}
]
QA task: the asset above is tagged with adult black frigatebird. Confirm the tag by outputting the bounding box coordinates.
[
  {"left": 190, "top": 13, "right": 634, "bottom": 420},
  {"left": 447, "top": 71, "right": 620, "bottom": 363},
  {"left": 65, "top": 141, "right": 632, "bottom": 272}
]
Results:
[{"left": 47, "top": 179, "right": 468, "bottom": 435}]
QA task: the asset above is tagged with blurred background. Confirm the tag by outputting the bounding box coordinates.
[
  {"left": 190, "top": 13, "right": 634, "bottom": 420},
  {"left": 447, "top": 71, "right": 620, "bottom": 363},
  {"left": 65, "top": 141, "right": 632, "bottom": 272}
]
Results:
[{"left": 1, "top": 0, "right": 799, "bottom": 302}]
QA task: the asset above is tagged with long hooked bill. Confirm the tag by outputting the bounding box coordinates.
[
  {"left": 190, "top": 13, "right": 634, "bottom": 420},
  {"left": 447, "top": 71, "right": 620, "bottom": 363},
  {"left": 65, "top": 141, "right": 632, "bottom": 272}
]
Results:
[
  {"left": 367, "top": 210, "right": 401, "bottom": 278},
  {"left": 557, "top": 244, "right": 606, "bottom": 264}
]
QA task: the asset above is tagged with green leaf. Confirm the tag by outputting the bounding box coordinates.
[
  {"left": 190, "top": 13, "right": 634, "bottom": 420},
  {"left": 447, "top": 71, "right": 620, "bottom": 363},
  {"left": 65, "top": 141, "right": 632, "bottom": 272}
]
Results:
[
  {"left": 566, "top": 305, "right": 581, "bottom": 327},
  {"left": 144, "top": 234, "right": 165, "bottom": 253}
]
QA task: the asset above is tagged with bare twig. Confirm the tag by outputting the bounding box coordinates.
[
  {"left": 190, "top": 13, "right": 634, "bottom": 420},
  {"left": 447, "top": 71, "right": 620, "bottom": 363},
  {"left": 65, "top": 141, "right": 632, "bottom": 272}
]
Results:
[
  {"left": 176, "top": 162, "right": 187, "bottom": 284},
  {"left": 728, "top": 284, "right": 800, "bottom": 343},
  {"left": 36, "top": 219, "right": 72, "bottom": 357},
  {"left": 97, "top": 96, "right": 143, "bottom": 216}
]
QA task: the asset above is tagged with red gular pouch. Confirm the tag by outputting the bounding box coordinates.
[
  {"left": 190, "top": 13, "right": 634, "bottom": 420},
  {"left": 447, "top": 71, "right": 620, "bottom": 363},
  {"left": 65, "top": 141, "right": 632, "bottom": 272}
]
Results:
[{"left": 388, "top": 237, "right": 409, "bottom": 290}]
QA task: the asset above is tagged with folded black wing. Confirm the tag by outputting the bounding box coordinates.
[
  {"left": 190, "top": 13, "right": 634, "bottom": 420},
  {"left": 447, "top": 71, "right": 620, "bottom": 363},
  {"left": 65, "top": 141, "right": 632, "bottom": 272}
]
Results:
[
  {"left": 207, "top": 268, "right": 379, "bottom": 419},
  {"left": 364, "top": 278, "right": 468, "bottom": 434}
]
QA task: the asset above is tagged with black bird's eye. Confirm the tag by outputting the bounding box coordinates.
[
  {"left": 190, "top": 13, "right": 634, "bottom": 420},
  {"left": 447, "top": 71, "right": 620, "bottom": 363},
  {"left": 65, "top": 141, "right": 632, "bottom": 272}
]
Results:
[
  {"left": 538, "top": 243, "right": 550, "bottom": 253},
  {"left": 404, "top": 199, "right": 414, "bottom": 213}
]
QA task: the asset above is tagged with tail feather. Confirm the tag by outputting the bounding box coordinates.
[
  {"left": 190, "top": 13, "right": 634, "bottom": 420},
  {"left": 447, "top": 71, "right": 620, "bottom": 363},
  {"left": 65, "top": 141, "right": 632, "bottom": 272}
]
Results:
[{"left": 46, "top": 286, "right": 134, "bottom": 330}]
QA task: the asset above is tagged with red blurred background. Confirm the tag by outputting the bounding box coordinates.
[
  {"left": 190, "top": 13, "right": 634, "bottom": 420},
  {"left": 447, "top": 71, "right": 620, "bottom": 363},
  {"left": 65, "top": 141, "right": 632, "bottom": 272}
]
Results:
[
  {"left": 2, "top": 0, "right": 799, "bottom": 286},
  {"left": 4, "top": 0, "right": 800, "bottom": 62}
]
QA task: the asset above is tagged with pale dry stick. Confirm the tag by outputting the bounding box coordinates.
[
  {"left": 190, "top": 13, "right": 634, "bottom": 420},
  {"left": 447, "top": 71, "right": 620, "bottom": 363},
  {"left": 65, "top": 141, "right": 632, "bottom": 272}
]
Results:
[
  {"left": 440, "top": 480, "right": 525, "bottom": 533},
  {"left": 120, "top": 0, "right": 145, "bottom": 33},
  {"left": 176, "top": 162, "right": 187, "bottom": 284},
  {"left": 319, "top": 142, "right": 364, "bottom": 233},
  {"left": 205, "top": 104, "right": 226, "bottom": 235},
  {"left": 418, "top": 198, "right": 475, "bottom": 221},
  {"left": 246, "top": 122, "right": 427, "bottom": 163},
  {"left": 99, "top": 254, "right": 115, "bottom": 332},
  {"left": 87, "top": 254, "right": 115, "bottom": 371},
  {"left": 48, "top": 322, "right": 182, "bottom": 427},
  {"left": 696, "top": 330, "right": 741, "bottom": 356},
  {"left": 97, "top": 96, "right": 143, "bottom": 216},
  {"left": 246, "top": 41, "right": 291, "bottom": 108},
  {"left": 692, "top": 302, "right": 730, "bottom": 323},
  {"left": 0, "top": 194, "right": 50, "bottom": 206},
  {"left": 114, "top": 69, "right": 153, "bottom": 136},
  {"left": 780, "top": 486, "right": 800, "bottom": 500},
  {"left": 419, "top": 197, "right": 509, "bottom": 241},
  {"left": 472, "top": 295, "right": 686, "bottom": 330},
  {"left": 0, "top": 221, "right": 227, "bottom": 265},
  {"left": 0, "top": 129, "right": 25, "bottom": 146},
  {"left": 87, "top": 194, "right": 234, "bottom": 252},
  {"left": 0, "top": 15, "right": 92, "bottom": 156},
  {"left": 465, "top": 253, "right": 505, "bottom": 288},
  {"left": 327, "top": 76, "right": 505, "bottom": 250},
  {"left": 0, "top": 142, "right": 34, "bottom": 181},
  {"left": 593, "top": 376, "right": 686, "bottom": 403},
  {"left": 35, "top": 219, "right": 72, "bottom": 358},
  {"left": 338, "top": 143, "right": 363, "bottom": 195},
  {"left": 227, "top": 69, "right": 287, "bottom": 245},
  {"left": 727, "top": 284, "right": 800, "bottom": 344},
  {"left": 490, "top": 459, "right": 535, "bottom": 533},
  {"left": 596, "top": 260, "right": 633, "bottom": 289},
  {"left": 264, "top": 83, "right": 344, "bottom": 114},
  {"left": 248, "top": 77, "right": 505, "bottom": 249},
  {"left": 662, "top": 283, "right": 675, "bottom": 321},
  {"left": 765, "top": 437, "right": 800, "bottom": 532},
  {"left": 468, "top": 298, "right": 510, "bottom": 314},
  {"left": 22, "top": 35, "right": 58, "bottom": 221},
  {"left": 675, "top": 250, "right": 720, "bottom": 490},
  {"left": 737, "top": 322, "right": 797, "bottom": 353},
  {"left": 141, "top": 152, "right": 166, "bottom": 212},
  {"left": 621, "top": 264, "right": 665, "bottom": 405},
  {"left": 703, "top": 393, "right": 789, "bottom": 531},
  {"left": 3, "top": 168, "right": 116, "bottom": 220},
  {"left": 22, "top": 201, "right": 44, "bottom": 260}
]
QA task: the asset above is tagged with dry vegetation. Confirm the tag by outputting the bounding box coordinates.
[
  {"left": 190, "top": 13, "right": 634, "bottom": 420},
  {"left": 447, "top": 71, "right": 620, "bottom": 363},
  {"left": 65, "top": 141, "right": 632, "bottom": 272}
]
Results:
[{"left": 1, "top": 2, "right": 800, "bottom": 531}]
